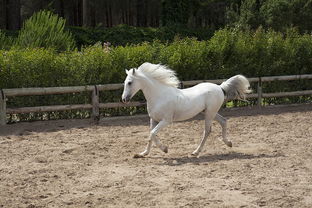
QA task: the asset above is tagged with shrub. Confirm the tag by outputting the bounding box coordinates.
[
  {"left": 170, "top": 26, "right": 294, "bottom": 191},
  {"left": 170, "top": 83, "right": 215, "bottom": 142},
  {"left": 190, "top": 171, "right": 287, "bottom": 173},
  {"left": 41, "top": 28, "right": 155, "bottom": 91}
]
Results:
[
  {"left": 16, "top": 10, "right": 75, "bottom": 51},
  {"left": 0, "top": 30, "right": 14, "bottom": 50},
  {"left": 2, "top": 28, "right": 311, "bottom": 89},
  {"left": 68, "top": 24, "right": 214, "bottom": 48}
]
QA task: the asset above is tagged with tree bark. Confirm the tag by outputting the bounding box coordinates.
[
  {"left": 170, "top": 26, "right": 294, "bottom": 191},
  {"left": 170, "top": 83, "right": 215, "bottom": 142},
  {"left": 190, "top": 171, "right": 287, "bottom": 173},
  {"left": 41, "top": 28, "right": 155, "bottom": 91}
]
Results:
[
  {"left": 55, "top": 0, "right": 65, "bottom": 18},
  {"left": 0, "top": 0, "right": 6, "bottom": 29},
  {"left": 136, "top": 0, "right": 146, "bottom": 26},
  {"left": 7, "top": 0, "right": 21, "bottom": 30},
  {"left": 82, "top": 0, "right": 90, "bottom": 26}
]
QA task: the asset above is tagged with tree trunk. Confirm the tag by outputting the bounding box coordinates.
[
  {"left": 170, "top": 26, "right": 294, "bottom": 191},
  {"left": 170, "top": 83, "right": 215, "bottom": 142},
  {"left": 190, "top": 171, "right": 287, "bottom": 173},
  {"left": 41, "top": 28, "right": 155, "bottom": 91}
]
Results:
[
  {"left": 77, "top": 0, "right": 82, "bottom": 26},
  {"left": 7, "top": 0, "right": 21, "bottom": 30},
  {"left": 55, "top": 0, "right": 65, "bottom": 18},
  {"left": 82, "top": 0, "right": 90, "bottom": 26},
  {"left": 136, "top": 0, "right": 146, "bottom": 26},
  {"left": 0, "top": 0, "right": 6, "bottom": 29}
]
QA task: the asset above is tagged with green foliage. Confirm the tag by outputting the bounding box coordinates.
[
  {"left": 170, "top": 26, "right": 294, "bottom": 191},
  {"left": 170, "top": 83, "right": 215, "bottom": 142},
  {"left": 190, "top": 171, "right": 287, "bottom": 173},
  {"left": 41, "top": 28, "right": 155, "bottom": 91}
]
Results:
[
  {"left": 291, "top": 0, "right": 312, "bottom": 33},
  {"left": 16, "top": 10, "right": 75, "bottom": 51},
  {"left": 157, "top": 37, "right": 209, "bottom": 80},
  {"left": 161, "top": 0, "right": 191, "bottom": 26},
  {"left": 260, "top": 0, "right": 292, "bottom": 31},
  {"left": 227, "top": 0, "right": 312, "bottom": 32},
  {"left": 0, "top": 30, "right": 14, "bottom": 50},
  {"left": 1, "top": 28, "right": 311, "bottom": 86},
  {"left": 206, "top": 27, "right": 312, "bottom": 77},
  {"left": 68, "top": 24, "right": 214, "bottom": 48},
  {"left": 238, "top": 0, "right": 263, "bottom": 29}
]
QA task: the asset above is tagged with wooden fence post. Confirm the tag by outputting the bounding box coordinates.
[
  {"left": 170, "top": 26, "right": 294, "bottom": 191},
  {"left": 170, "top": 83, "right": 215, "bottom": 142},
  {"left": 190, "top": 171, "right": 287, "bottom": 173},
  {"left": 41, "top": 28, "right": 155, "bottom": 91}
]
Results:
[
  {"left": 91, "top": 85, "right": 100, "bottom": 122},
  {"left": 0, "top": 90, "right": 7, "bottom": 125},
  {"left": 257, "top": 77, "right": 262, "bottom": 108}
]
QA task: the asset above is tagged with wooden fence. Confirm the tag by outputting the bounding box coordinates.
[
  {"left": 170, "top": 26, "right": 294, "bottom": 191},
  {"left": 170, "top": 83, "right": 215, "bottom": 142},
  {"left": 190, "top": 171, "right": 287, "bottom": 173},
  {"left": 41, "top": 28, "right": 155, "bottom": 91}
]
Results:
[{"left": 1, "top": 74, "right": 312, "bottom": 125}]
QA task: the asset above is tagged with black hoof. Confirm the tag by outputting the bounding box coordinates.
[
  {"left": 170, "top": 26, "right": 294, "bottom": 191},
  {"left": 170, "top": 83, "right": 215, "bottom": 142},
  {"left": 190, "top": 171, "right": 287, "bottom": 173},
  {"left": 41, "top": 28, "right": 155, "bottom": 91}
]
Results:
[
  {"left": 227, "top": 141, "right": 233, "bottom": 147},
  {"left": 163, "top": 146, "right": 168, "bottom": 153},
  {"left": 133, "top": 154, "right": 144, "bottom": 158}
]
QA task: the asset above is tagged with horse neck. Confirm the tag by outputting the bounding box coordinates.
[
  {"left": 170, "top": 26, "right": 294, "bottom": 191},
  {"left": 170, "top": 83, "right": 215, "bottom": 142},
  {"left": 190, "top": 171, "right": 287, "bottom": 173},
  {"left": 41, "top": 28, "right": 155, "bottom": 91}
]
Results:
[{"left": 139, "top": 76, "right": 175, "bottom": 105}]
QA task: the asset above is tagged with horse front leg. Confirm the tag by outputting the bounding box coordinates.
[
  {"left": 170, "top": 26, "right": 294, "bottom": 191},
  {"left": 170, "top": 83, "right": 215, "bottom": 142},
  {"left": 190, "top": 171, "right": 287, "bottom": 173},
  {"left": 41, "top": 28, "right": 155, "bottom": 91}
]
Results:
[
  {"left": 215, "top": 113, "right": 232, "bottom": 147},
  {"left": 192, "top": 110, "right": 215, "bottom": 157},
  {"left": 191, "top": 120, "right": 212, "bottom": 157},
  {"left": 134, "top": 119, "right": 169, "bottom": 158}
]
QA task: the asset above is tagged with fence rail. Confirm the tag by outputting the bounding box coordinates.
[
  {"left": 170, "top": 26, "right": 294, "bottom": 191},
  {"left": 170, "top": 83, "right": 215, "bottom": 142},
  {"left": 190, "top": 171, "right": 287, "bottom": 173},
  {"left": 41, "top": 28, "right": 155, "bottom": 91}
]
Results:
[{"left": 1, "top": 74, "right": 312, "bottom": 125}]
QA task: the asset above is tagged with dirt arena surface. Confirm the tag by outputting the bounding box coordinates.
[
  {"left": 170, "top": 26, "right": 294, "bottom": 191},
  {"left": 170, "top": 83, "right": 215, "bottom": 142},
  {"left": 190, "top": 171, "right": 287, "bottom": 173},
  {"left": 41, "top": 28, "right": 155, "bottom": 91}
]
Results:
[{"left": 0, "top": 104, "right": 312, "bottom": 208}]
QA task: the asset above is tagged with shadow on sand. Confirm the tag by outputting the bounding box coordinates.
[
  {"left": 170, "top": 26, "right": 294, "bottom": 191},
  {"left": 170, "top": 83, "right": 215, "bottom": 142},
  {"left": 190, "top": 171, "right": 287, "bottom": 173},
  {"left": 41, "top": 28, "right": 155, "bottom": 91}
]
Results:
[{"left": 161, "top": 152, "right": 283, "bottom": 166}]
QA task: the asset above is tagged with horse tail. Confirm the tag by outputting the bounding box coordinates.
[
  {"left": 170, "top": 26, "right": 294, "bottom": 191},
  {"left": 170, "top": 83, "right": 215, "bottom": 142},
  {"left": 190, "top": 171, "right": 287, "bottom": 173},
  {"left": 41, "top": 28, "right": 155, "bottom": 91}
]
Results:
[{"left": 220, "top": 75, "right": 252, "bottom": 101}]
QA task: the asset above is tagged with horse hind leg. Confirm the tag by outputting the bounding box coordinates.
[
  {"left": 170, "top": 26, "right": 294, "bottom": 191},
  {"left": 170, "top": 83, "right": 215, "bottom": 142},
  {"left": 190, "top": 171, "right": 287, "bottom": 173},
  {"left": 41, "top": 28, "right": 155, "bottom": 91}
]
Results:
[{"left": 215, "top": 113, "right": 232, "bottom": 147}]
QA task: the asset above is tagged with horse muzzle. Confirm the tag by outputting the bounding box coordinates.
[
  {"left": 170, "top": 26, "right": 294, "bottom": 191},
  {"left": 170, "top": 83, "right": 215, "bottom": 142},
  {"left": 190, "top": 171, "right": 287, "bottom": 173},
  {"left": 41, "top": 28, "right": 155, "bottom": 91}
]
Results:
[{"left": 122, "top": 95, "right": 131, "bottom": 103}]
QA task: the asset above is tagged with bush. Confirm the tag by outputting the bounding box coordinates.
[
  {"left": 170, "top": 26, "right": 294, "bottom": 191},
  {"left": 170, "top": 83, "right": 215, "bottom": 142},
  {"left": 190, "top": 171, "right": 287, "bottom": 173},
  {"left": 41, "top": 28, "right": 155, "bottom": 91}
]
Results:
[
  {"left": 207, "top": 27, "right": 312, "bottom": 77},
  {"left": 0, "top": 30, "right": 14, "bottom": 50},
  {"left": 227, "top": 0, "right": 312, "bottom": 33},
  {"left": 68, "top": 24, "right": 214, "bottom": 48},
  {"left": 16, "top": 10, "right": 75, "bottom": 51}
]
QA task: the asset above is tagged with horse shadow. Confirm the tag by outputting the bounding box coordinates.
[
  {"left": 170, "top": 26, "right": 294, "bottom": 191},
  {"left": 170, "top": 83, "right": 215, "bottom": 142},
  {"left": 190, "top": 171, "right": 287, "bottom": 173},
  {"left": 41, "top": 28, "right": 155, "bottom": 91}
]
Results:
[{"left": 161, "top": 152, "right": 283, "bottom": 166}]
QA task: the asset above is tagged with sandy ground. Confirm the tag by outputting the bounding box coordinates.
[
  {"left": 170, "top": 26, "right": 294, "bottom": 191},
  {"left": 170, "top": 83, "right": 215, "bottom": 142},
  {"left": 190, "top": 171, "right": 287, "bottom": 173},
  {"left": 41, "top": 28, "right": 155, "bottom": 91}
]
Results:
[{"left": 0, "top": 104, "right": 312, "bottom": 208}]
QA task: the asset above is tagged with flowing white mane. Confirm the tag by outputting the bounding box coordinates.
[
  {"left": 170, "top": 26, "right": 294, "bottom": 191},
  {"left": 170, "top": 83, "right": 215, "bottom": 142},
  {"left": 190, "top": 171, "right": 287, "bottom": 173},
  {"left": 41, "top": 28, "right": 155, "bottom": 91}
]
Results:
[{"left": 138, "top": 62, "right": 180, "bottom": 88}]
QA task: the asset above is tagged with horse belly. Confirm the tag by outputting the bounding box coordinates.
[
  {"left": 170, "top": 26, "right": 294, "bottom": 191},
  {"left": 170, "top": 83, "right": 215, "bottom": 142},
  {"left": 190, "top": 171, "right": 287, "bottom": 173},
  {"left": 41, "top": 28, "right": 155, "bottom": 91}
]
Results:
[
  {"left": 173, "top": 84, "right": 224, "bottom": 121},
  {"left": 173, "top": 97, "right": 206, "bottom": 121}
]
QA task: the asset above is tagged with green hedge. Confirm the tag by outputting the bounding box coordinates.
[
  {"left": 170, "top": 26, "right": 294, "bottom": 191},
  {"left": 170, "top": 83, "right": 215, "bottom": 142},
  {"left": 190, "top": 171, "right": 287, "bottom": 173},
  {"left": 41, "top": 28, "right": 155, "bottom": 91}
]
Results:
[
  {"left": 68, "top": 24, "right": 215, "bottom": 48},
  {"left": 1, "top": 28, "right": 312, "bottom": 122},
  {"left": 0, "top": 30, "right": 14, "bottom": 50},
  {"left": 2, "top": 24, "right": 214, "bottom": 49}
]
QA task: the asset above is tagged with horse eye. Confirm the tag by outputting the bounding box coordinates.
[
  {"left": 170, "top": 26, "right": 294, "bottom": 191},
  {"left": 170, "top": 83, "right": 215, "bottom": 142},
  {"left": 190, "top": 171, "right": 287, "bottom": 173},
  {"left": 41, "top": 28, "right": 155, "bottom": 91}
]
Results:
[{"left": 128, "top": 82, "right": 132, "bottom": 86}]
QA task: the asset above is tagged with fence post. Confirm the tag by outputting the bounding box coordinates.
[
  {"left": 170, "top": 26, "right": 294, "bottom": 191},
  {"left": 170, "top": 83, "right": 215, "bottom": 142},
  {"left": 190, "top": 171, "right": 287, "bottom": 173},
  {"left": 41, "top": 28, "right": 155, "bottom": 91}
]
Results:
[
  {"left": 257, "top": 77, "right": 262, "bottom": 108},
  {"left": 0, "top": 90, "right": 6, "bottom": 125},
  {"left": 91, "top": 85, "right": 100, "bottom": 122}
]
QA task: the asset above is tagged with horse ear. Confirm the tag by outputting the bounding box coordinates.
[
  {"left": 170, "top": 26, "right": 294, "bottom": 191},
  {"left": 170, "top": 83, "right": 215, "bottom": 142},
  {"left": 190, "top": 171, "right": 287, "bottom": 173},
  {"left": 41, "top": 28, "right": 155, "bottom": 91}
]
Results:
[
  {"left": 132, "top": 68, "right": 136, "bottom": 75},
  {"left": 125, "top": 69, "right": 129, "bottom": 75}
]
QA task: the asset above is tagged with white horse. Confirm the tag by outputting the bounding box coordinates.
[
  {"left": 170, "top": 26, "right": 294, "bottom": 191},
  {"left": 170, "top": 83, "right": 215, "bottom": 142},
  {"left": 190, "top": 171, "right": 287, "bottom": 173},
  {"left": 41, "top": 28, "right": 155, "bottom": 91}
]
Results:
[{"left": 122, "top": 63, "right": 251, "bottom": 158}]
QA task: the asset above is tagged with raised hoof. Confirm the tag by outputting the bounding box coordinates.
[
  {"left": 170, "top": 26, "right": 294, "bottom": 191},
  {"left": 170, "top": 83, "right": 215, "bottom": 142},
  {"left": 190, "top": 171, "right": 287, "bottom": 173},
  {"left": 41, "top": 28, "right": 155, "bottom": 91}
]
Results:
[
  {"left": 163, "top": 146, "right": 168, "bottom": 153},
  {"left": 133, "top": 154, "right": 145, "bottom": 158}
]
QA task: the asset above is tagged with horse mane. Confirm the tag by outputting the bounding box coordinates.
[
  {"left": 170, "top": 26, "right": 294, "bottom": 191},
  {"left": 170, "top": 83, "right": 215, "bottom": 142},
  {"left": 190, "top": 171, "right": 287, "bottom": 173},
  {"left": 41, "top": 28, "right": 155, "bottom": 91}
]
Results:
[{"left": 138, "top": 62, "right": 179, "bottom": 88}]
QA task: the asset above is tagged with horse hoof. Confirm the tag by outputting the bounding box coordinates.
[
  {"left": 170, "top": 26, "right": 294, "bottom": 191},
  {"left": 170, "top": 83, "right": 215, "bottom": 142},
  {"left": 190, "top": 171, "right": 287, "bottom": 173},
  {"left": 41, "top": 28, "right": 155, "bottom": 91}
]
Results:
[
  {"left": 133, "top": 154, "right": 145, "bottom": 158},
  {"left": 191, "top": 152, "right": 199, "bottom": 157},
  {"left": 163, "top": 146, "right": 168, "bottom": 153},
  {"left": 227, "top": 141, "right": 233, "bottom": 147}
]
